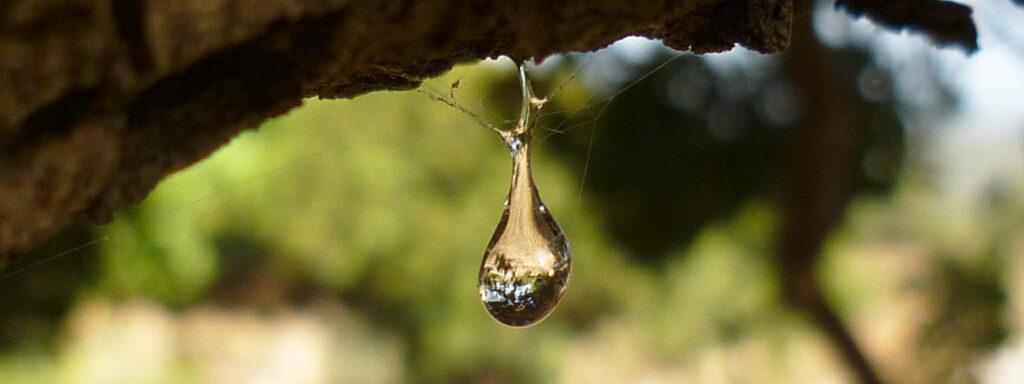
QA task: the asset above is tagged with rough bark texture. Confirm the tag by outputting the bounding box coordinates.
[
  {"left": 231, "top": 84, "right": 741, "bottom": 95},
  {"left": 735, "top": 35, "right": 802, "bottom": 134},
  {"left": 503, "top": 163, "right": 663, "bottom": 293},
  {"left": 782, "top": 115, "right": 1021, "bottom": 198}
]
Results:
[
  {"left": 0, "top": 0, "right": 979, "bottom": 265},
  {"left": 0, "top": 0, "right": 800, "bottom": 263}
]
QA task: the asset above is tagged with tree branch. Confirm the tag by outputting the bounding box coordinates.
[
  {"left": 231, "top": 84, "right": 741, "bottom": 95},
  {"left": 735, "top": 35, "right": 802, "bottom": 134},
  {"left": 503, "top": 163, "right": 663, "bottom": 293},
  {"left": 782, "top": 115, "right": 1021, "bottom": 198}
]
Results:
[
  {"left": 0, "top": 0, "right": 796, "bottom": 262},
  {"left": 836, "top": 0, "right": 978, "bottom": 52},
  {"left": 779, "top": 12, "right": 883, "bottom": 384}
]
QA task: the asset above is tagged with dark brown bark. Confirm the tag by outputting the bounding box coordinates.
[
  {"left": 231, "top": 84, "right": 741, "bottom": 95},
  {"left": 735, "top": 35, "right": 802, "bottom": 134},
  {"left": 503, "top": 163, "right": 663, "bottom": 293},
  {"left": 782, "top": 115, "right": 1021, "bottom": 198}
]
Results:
[
  {"left": 0, "top": 0, "right": 978, "bottom": 272},
  {"left": 836, "top": 0, "right": 978, "bottom": 52},
  {"left": 0, "top": 0, "right": 799, "bottom": 263}
]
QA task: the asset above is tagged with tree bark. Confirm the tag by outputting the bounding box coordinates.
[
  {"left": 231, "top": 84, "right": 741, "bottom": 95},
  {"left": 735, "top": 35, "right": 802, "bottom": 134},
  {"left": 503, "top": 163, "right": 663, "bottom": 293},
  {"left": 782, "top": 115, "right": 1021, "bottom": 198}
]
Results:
[
  {"left": 0, "top": 0, "right": 801, "bottom": 263},
  {"left": 0, "top": 0, "right": 979, "bottom": 268}
]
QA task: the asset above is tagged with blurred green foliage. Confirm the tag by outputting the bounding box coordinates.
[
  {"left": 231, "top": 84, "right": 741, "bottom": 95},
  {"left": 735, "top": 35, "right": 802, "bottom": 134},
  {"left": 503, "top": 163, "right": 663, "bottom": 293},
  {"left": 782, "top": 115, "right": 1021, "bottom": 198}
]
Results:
[{"left": 0, "top": 41, "right": 1021, "bottom": 383}]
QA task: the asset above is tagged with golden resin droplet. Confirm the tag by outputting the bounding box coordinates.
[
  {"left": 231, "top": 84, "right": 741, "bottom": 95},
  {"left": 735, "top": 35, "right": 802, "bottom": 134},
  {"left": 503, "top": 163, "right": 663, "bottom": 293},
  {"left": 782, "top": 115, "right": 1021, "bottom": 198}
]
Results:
[{"left": 478, "top": 64, "right": 571, "bottom": 327}]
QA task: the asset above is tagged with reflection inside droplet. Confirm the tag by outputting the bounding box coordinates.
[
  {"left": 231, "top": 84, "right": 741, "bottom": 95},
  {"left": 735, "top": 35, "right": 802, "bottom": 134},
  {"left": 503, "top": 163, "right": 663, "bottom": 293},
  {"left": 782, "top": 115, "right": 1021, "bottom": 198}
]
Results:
[{"left": 478, "top": 64, "right": 571, "bottom": 327}]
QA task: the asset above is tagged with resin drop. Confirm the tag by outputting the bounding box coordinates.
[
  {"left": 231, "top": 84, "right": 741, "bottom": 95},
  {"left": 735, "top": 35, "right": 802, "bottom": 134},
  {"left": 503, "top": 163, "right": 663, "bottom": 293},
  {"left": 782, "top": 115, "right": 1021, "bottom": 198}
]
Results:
[{"left": 478, "top": 64, "right": 571, "bottom": 327}]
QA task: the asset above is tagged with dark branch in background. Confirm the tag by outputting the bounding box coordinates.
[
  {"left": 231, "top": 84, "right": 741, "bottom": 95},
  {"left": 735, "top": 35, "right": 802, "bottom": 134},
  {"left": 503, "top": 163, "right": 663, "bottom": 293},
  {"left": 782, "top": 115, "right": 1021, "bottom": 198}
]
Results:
[
  {"left": 779, "top": 13, "right": 883, "bottom": 384},
  {"left": 836, "top": 0, "right": 978, "bottom": 53}
]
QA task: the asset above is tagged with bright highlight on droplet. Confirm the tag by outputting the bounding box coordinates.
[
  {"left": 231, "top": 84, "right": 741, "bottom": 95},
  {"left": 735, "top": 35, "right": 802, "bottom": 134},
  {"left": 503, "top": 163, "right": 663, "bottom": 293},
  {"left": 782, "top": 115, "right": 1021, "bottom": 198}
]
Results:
[{"left": 478, "top": 63, "right": 571, "bottom": 327}]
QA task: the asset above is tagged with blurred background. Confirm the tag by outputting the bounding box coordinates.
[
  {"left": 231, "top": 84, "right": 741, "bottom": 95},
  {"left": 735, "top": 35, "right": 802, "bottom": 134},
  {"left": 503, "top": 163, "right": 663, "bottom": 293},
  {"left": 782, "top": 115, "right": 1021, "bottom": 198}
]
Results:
[{"left": 2, "top": 2, "right": 1024, "bottom": 383}]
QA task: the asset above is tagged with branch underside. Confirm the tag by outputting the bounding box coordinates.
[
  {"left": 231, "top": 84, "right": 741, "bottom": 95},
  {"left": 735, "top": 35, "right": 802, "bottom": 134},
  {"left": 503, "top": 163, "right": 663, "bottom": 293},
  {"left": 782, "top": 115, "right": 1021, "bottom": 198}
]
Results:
[
  {"left": 0, "top": 0, "right": 981, "bottom": 260},
  {"left": 0, "top": 0, "right": 799, "bottom": 260}
]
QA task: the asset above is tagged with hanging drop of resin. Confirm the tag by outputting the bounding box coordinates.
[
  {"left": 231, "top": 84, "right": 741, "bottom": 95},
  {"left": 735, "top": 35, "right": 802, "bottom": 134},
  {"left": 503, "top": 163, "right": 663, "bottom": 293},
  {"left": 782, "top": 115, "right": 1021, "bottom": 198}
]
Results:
[{"left": 478, "top": 63, "right": 571, "bottom": 327}]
